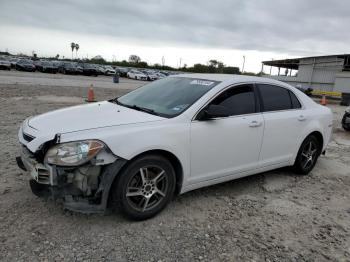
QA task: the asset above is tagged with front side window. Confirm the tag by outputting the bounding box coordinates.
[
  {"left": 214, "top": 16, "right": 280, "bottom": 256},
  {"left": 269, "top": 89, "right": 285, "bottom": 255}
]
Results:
[
  {"left": 209, "top": 84, "right": 256, "bottom": 116},
  {"left": 116, "top": 77, "right": 220, "bottom": 118},
  {"left": 258, "top": 84, "right": 293, "bottom": 112}
]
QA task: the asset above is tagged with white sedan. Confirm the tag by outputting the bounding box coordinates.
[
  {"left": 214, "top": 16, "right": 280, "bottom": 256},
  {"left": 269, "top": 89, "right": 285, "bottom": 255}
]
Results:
[
  {"left": 17, "top": 74, "right": 332, "bottom": 220},
  {"left": 104, "top": 65, "right": 116, "bottom": 76},
  {"left": 127, "top": 70, "right": 148, "bottom": 80}
]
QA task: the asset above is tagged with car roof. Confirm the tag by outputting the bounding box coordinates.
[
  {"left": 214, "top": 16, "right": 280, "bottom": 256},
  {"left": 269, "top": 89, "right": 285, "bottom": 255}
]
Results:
[{"left": 173, "top": 73, "right": 286, "bottom": 86}]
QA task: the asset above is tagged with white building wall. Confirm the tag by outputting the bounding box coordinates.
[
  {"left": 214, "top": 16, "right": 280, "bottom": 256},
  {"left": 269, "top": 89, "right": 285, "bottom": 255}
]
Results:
[
  {"left": 267, "top": 56, "right": 345, "bottom": 92},
  {"left": 335, "top": 72, "right": 350, "bottom": 93}
]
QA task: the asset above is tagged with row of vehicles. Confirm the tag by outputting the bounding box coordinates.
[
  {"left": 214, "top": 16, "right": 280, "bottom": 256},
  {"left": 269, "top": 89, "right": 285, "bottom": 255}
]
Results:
[
  {"left": 0, "top": 56, "right": 176, "bottom": 81},
  {"left": 126, "top": 69, "right": 175, "bottom": 81},
  {"left": 0, "top": 56, "right": 117, "bottom": 76},
  {"left": 0, "top": 56, "right": 177, "bottom": 81}
]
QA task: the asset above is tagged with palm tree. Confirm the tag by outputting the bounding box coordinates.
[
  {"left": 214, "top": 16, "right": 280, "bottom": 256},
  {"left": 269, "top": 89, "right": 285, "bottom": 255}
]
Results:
[
  {"left": 75, "top": 43, "right": 79, "bottom": 59},
  {"left": 70, "top": 42, "right": 76, "bottom": 60}
]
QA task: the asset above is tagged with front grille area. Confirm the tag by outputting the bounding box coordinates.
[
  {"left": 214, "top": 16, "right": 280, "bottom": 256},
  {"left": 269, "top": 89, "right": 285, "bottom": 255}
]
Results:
[
  {"left": 37, "top": 168, "right": 50, "bottom": 184},
  {"left": 23, "top": 132, "right": 35, "bottom": 142}
]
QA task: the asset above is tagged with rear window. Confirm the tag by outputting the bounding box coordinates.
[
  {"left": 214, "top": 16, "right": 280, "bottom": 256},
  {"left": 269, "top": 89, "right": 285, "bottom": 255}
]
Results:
[
  {"left": 289, "top": 91, "right": 302, "bottom": 109},
  {"left": 258, "top": 84, "right": 293, "bottom": 112}
]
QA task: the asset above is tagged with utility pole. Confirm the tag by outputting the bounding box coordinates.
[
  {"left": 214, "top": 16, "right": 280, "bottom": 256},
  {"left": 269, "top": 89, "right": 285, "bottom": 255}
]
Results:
[
  {"left": 162, "top": 56, "right": 165, "bottom": 67},
  {"left": 242, "top": 56, "right": 246, "bottom": 73},
  {"left": 179, "top": 58, "right": 182, "bottom": 69},
  {"left": 270, "top": 58, "right": 273, "bottom": 75}
]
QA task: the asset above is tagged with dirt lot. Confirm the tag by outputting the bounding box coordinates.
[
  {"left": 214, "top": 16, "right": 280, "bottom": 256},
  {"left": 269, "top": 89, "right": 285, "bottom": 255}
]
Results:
[{"left": 0, "top": 71, "right": 349, "bottom": 262}]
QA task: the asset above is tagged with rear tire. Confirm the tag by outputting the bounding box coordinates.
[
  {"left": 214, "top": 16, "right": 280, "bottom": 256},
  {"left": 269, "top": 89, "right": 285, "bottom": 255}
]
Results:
[
  {"left": 293, "top": 135, "right": 321, "bottom": 175},
  {"left": 112, "top": 155, "right": 176, "bottom": 220}
]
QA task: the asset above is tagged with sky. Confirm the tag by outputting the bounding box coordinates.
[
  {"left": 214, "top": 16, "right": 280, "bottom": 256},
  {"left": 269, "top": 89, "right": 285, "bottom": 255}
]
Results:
[{"left": 1, "top": 0, "right": 350, "bottom": 73}]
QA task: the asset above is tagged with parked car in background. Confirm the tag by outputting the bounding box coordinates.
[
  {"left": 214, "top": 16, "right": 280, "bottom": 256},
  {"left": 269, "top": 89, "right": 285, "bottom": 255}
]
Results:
[
  {"left": 9, "top": 57, "right": 19, "bottom": 68},
  {"left": 16, "top": 74, "right": 333, "bottom": 220},
  {"left": 160, "top": 71, "right": 169, "bottom": 76},
  {"left": 15, "top": 59, "right": 36, "bottom": 72},
  {"left": 75, "top": 63, "right": 84, "bottom": 74},
  {"left": 92, "top": 64, "right": 105, "bottom": 75},
  {"left": 33, "top": 60, "right": 43, "bottom": 71},
  {"left": 78, "top": 63, "right": 98, "bottom": 76},
  {"left": 142, "top": 70, "right": 158, "bottom": 81},
  {"left": 0, "top": 57, "right": 11, "bottom": 70},
  {"left": 38, "top": 61, "right": 58, "bottom": 73},
  {"left": 116, "top": 67, "right": 129, "bottom": 77},
  {"left": 295, "top": 85, "right": 313, "bottom": 96},
  {"left": 155, "top": 72, "right": 166, "bottom": 79},
  {"left": 104, "top": 65, "right": 116, "bottom": 76},
  {"left": 58, "top": 62, "right": 78, "bottom": 74},
  {"left": 127, "top": 69, "right": 147, "bottom": 80},
  {"left": 342, "top": 107, "right": 350, "bottom": 131}
]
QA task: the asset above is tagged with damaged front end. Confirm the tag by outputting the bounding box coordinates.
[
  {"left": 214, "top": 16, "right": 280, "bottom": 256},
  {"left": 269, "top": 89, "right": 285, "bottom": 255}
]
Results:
[{"left": 17, "top": 135, "right": 126, "bottom": 214}]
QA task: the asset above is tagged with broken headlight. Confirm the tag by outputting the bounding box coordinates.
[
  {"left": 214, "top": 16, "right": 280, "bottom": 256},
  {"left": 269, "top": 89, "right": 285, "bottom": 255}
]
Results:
[{"left": 45, "top": 140, "right": 104, "bottom": 166}]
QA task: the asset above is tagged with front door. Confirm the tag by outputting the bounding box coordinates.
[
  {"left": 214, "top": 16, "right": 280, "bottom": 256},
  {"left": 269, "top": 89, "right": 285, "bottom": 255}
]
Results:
[{"left": 189, "top": 84, "right": 264, "bottom": 184}]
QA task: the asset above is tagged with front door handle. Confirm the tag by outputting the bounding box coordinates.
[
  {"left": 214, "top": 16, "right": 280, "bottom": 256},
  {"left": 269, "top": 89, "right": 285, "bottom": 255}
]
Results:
[
  {"left": 249, "top": 120, "right": 262, "bottom": 127},
  {"left": 298, "top": 115, "right": 306, "bottom": 121}
]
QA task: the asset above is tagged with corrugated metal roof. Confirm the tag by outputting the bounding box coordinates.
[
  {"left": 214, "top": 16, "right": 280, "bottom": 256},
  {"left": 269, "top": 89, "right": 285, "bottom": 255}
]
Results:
[{"left": 263, "top": 54, "right": 350, "bottom": 70}]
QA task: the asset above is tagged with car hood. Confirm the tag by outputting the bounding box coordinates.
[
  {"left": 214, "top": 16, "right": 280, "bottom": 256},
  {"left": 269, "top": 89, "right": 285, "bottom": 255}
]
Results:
[{"left": 28, "top": 101, "right": 164, "bottom": 134}]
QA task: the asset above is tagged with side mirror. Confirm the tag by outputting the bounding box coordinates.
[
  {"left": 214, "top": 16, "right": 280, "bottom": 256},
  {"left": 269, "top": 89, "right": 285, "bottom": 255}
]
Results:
[{"left": 197, "top": 104, "right": 230, "bottom": 121}]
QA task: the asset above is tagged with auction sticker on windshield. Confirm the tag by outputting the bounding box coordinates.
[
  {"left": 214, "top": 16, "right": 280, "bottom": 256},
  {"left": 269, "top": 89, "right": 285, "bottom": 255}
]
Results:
[{"left": 190, "top": 79, "right": 215, "bottom": 86}]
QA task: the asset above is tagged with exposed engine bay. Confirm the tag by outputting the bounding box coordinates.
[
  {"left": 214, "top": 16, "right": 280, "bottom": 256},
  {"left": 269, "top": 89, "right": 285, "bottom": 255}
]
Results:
[{"left": 17, "top": 138, "right": 126, "bottom": 214}]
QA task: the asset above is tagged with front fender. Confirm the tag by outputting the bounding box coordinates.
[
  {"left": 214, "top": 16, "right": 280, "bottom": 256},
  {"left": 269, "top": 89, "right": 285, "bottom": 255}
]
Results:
[{"left": 59, "top": 120, "right": 191, "bottom": 184}]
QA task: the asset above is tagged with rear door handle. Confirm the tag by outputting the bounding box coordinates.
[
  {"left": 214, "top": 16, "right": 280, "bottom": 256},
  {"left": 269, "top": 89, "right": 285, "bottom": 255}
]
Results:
[
  {"left": 249, "top": 120, "right": 262, "bottom": 127},
  {"left": 298, "top": 115, "right": 306, "bottom": 121}
]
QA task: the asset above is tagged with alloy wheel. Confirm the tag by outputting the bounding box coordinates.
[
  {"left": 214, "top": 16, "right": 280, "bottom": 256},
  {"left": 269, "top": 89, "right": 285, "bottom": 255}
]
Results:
[
  {"left": 301, "top": 141, "right": 318, "bottom": 170},
  {"left": 126, "top": 166, "right": 168, "bottom": 212}
]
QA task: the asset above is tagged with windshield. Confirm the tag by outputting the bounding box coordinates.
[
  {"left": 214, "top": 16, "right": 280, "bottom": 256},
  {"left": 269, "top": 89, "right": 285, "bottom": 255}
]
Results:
[{"left": 116, "top": 77, "right": 220, "bottom": 118}]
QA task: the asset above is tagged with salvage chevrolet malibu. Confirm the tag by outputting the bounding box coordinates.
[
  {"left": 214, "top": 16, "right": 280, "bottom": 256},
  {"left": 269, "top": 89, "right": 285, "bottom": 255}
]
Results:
[{"left": 17, "top": 74, "right": 333, "bottom": 220}]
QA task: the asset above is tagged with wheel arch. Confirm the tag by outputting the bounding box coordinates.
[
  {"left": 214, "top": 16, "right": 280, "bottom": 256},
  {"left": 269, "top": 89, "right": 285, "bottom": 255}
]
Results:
[
  {"left": 296, "top": 130, "right": 324, "bottom": 158},
  {"left": 110, "top": 149, "right": 184, "bottom": 199},
  {"left": 129, "top": 149, "right": 184, "bottom": 195},
  {"left": 308, "top": 130, "right": 324, "bottom": 150}
]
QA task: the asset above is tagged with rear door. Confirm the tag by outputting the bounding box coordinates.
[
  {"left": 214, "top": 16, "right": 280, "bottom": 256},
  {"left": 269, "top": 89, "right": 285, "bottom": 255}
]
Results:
[{"left": 257, "top": 84, "right": 306, "bottom": 166}]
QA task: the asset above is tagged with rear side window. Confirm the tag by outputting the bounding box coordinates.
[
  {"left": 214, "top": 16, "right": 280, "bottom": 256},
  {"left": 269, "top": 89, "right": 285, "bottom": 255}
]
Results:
[
  {"left": 289, "top": 91, "right": 302, "bottom": 109},
  {"left": 210, "top": 84, "right": 256, "bottom": 116},
  {"left": 258, "top": 84, "right": 293, "bottom": 112}
]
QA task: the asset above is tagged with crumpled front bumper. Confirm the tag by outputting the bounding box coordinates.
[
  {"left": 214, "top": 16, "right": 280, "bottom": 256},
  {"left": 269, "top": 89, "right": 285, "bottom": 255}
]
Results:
[
  {"left": 16, "top": 145, "right": 127, "bottom": 214},
  {"left": 17, "top": 146, "right": 53, "bottom": 184}
]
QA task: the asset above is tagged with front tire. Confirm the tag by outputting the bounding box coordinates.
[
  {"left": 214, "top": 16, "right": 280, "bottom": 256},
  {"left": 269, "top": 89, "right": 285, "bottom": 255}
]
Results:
[
  {"left": 293, "top": 135, "right": 321, "bottom": 175},
  {"left": 113, "top": 155, "right": 176, "bottom": 220}
]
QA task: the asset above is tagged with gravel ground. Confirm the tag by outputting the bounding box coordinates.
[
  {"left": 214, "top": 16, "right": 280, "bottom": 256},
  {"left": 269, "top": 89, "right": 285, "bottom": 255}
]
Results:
[{"left": 0, "top": 71, "right": 349, "bottom": 261}]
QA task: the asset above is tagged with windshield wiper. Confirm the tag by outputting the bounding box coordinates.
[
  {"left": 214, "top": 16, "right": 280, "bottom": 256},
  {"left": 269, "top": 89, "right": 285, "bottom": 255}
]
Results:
[
  {"left": 130, "top": 105, "right": 159, "bottom": 116},
  {"left": 111, "top": 99, "right": 159, "bottom": 116}
]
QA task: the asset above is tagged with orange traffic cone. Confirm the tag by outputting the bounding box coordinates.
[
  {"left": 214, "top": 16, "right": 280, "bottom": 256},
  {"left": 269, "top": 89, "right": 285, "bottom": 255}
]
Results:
[
  {"left": 320, "top": 94, "right": 327, "bottom": 106},
  {"left": 86, "top": 85, "right": 96, "bottom": 102}
]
